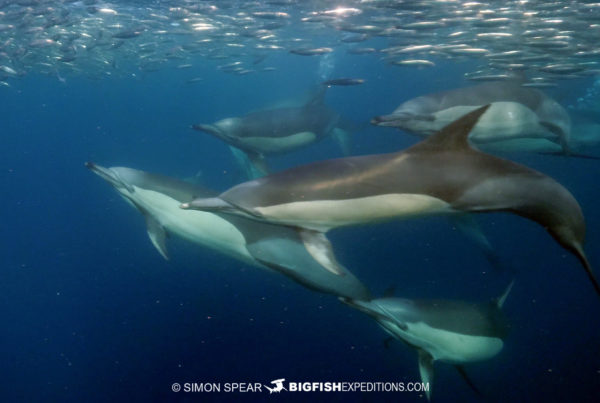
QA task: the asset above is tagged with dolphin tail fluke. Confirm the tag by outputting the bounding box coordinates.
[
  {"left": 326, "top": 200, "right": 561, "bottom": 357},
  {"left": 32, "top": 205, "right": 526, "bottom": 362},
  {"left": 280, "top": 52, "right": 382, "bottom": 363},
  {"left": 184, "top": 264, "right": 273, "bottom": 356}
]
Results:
[
  {"left": 145, "top": 215, "right": 169, "bottom": 260},
  {"left": 299, "top": 229, "right": 346, "bottom": 276},
  {"left": 332, "top": 127, "right": 352, "bottom": 156},
  {"left": 417, "top": 349, "right": 434, "bottom": 401},
  {"left": 228, "top": 146, "right": 269, "bottom": 179},
  {"left": 454, "top": 365, "right": 483, "bottom": 398}
]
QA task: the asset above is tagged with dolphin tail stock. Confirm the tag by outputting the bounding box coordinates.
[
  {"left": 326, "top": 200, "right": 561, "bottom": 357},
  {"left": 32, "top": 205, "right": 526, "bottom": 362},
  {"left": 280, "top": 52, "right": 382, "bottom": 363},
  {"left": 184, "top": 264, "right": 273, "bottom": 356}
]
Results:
[
  {"left": 454, "top": 365, "right": 484, "bottom": 399},
  {"left": 571, "top": 243, "right": 600, "bottom": 297},
  {"left": 417, "top": 349, "right": 434, "bottom": 401}
]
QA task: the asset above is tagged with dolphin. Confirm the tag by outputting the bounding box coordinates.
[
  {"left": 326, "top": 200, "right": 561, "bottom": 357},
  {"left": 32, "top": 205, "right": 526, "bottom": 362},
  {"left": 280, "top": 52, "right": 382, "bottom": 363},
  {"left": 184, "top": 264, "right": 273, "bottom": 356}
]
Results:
[
  {"left": 341, "top": 281, "right": 514, "bottom": 400},
  {"left": 191, "top": 87, "right": 351, "bottom": 178},
  {"left": 86, "top": 162, "right": 371, "bottom": 300},
  {"left": 181, "top": 106, "right": 599, "bottom": 296},
  {"left": 371, "top": 81, "right": 572, "bottom": 154}
]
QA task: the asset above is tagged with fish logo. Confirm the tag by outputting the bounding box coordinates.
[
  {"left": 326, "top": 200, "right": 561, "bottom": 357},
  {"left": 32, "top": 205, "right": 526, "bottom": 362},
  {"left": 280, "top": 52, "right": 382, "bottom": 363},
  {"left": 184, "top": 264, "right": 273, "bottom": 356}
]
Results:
[{"left": 264, "top": 378, "right": 287, "bottom": 394}]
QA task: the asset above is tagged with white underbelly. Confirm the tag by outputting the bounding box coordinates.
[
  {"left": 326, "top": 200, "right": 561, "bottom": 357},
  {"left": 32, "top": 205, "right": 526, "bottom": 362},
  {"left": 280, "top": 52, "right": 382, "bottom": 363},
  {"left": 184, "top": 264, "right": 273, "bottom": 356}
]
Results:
[
  {"left": 433, "top": 102, "right": 555, "bottom": 142},
  {"left": 133, "top": 187, "right": 254, "bottom": 262},
  {"left": 254, "top": 193, "right": 454, "bottom": 232},
  {"left": 388, "top": 321, "right": 504, "bottom": 364},
  {"left": 241, "top": 131, "right": 317, "bottom": 153}
]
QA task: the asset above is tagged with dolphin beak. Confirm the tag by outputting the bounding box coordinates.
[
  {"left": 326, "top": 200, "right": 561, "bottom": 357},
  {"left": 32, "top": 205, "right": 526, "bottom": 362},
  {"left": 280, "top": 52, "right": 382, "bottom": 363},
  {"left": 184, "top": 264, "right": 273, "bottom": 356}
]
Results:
[
  {"left": 180, "top": 197, "right": 236, "bottom": 212},
  {"left": 371, "top": 112, "right": 434, "bottom": 127},
  {"left": 86, "top": 162, "right": 131, "bottom": 191},
  {"left": 191, "top": 124, "right": 221, "bottom": 137},
  {"left": 86, "top": 162, "right": 117, "bottom": 184}
]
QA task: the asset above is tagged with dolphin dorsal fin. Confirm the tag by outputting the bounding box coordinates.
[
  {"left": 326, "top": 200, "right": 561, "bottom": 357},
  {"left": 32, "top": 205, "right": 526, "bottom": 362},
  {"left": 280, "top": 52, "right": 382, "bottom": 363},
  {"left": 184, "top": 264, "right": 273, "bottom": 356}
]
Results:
[
  {"left": 496, "top": 280, "right": 515, "bottom": 308},
  {"left": 409, "top": 104, "right": 491, "bottom": 152}
]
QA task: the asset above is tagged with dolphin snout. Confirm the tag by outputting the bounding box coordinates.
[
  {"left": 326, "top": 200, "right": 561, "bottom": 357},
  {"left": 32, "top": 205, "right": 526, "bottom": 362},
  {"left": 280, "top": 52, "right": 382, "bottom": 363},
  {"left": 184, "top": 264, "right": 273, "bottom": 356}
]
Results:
[
  {"left": 191, "top": 124, "right": 220, "bottom": 136},
  {"left": 371, "top": 112, "right": 434, "bottom": 127}
]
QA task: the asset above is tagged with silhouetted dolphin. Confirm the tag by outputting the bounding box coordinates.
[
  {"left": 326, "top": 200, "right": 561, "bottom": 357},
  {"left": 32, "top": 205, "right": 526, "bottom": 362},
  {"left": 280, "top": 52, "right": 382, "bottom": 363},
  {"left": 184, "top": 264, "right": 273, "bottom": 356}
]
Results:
[
  {"left": 191, "top": 87, "right": 351, "bottom": 178},
  {"left": 341, "top": 281, "right": 514, "bottom": 400},
  {"left": 182, "top": 106, "right": 599, "bottom": 295},
  {"left": 372, "top": 81, "right": 571, "bottom": 154},
  {"left": 86, "top": 163, "right": 370, "bottom": 300}
]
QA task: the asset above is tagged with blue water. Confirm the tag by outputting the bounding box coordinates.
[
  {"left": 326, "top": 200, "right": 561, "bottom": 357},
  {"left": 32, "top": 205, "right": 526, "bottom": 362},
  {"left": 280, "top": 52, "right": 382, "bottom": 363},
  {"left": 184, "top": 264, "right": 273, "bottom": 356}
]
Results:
[{"left": 1, "top": 44, "right": 599, "bottom": 402}]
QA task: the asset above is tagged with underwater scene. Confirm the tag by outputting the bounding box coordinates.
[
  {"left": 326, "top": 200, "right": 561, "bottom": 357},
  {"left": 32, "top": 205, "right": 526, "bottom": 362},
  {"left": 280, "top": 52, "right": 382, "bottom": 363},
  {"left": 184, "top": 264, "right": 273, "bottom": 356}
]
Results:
[{"left": 2, "top": 0, "right": 600, "bottom": 402}]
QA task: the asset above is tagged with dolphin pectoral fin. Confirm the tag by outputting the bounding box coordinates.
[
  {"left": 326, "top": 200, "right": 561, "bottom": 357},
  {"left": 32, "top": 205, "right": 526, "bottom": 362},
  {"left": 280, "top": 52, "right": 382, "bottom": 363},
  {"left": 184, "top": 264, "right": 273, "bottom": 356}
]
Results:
[
  {"left": 454, "top": 365, "right": 483, "bottom": 398},
  {"left": 228, "top": 146, "right": 268, "bottom": 179},
  {"left": 299, "top": 229, "right": 345, "bottom": 276},
  {"left": 383, "top": 337, "right": 394, "bottom": 349},
  {"left": 496, "top": 279, "right": 515, "bottom": 308},
  {"left": 539, "top": 121, "right": 571, "bottom": 155},
  {"left": 332, "top": 127, "right": 352, "bottom": 156},
  {"left": 247, "top": 152, "right": 269, "bottom": 178},
  {"left": 449, "top": 214, "right": 506, "bottom": 272},
  {"left": 417, "top": 349, "right": 434, "bottom": 401},
  {"left": 145, "top": 215, "right": 169, "bottom": 260}
]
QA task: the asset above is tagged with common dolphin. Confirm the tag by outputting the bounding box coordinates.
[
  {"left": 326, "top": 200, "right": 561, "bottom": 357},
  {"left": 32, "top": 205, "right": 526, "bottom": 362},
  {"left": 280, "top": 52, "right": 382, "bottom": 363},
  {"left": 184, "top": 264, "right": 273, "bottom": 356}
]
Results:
[
  {"left": 182, "top": 106, "right": 599, "bottom": 295},
  {"left": 191, "top": 87, "right": 351, "bottom": 178},
  {"left": 86, "top": 163, "right": 371, "bottom": 300},
  {"left": 341, "top": 281, "right": 514, "bottom": 400},
  {"left": 371, "top": 81, "right": 572, "bottom": 154}
]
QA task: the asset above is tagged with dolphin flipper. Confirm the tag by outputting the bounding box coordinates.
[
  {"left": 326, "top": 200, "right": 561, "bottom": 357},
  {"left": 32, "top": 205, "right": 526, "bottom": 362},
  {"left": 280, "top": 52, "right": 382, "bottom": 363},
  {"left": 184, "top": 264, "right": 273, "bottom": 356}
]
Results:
[
  {"left": 247, "top": 236, "right": 371, "bottom": 300},
  {"left": 145, "top": 215, "right": 169, "bottom": 260},
  {"left": 454, "top": 365, "right": 483, "bottom": 398},
  {"left": 417, "top": 349, "right": 434, "bottom": 401},
  {"left": 299, "top": 229, "right": 346, "bottom": 276},
  {"left": 332, "top": 127, "right": 352, "bottom": 156},
  {"left": 228, "top": 146, "right": 268, "bottom": 179},
  {"left": 449, "top": 214, "right": 505, "bottom": 272},
  {"left": 539, "top": 121, "right": 571, "bottom": 155}
]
